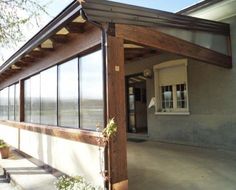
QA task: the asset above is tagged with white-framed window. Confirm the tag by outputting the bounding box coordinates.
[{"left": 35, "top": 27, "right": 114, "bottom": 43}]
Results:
[{"left": 154, "top": 59, "right": 189, "bottom": 115}]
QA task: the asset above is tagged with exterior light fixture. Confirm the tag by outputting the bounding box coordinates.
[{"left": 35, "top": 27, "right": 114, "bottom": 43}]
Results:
[{"left": 143, "top": 68, "right": 152, "bottom": 78}]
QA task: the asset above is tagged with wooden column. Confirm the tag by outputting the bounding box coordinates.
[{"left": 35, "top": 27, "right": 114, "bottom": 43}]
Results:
[{"left": 106, "top": 35, "right": 128, "bottom": 190}]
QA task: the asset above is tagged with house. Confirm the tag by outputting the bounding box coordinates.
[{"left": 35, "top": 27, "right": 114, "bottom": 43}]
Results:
[{"left": 0, "top": 0, "right": 235, "bottom": 189}]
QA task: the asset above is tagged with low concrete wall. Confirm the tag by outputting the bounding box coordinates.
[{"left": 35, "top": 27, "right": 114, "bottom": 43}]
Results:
[
  {"left": 0, "top": 124, "right": 105, "bottom": 187},
  {"left": 0, "top": 123, "right": 19, "bottom": 148}
]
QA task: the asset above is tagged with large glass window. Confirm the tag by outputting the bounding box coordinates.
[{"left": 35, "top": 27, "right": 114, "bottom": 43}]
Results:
[
  {"left": 31, "top": 74, "right": 40, "bottom": 123},
  {"left": 79, "top": 50, "right": 104, "bottom": 130},
  {"left": 9, "top": 85, "right": 15, "bottom": 120},
  {"left": 24, "top": 79, "right": 31, "bottom": 122},
  {"left": 15, "top": 83, "right": 20, "bottom": 121},
  {"left": 1, "top": 87, "right": 9, "bottom": 120},
  {"left": 40, "top": 66, "right": 57, "bottom": 125},
  {"left": 58, "top": 59, "right": 79, "bottom": 128},
  {"left": 20, "top": 50, "right": 104, "bottom": 131}
]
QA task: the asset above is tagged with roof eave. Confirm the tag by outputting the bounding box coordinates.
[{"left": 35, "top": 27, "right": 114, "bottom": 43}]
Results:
[{"left": 0, "top": 1, "right": 82, "bottom": 74}]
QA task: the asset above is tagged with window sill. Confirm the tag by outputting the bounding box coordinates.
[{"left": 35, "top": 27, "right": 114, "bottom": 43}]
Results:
[{"left": 155, "top": 112, "right": 190, "bottom": 116}]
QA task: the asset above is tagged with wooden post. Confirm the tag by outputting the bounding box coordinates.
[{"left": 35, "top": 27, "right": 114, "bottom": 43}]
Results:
[{"left": 106, "top": 35, "right": 128, "bottom": 190}]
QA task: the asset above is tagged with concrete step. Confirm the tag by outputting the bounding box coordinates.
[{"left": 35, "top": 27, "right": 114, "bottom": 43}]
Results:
[{"left": 0, "top": 150, "right": 58, "bottom": 190}]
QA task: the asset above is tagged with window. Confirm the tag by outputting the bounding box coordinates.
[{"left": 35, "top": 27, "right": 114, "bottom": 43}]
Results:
[
  {"left": 20, "top": 50, "right": 104, "bottom": 131},
  {"left": 79, "top": 50, "right": 104, "bottom": 130},
  {"left": 24, "top": 79, "right": 31, "bottom": 122},
  {"left": 58, "top": 59, "right": 79, "bottom": 128},
  {"left": 40, "top": 66, "right": 57, "bottom": 125},
  {"left": 0, "top": 87, "right": 9, "bottom": 120},
  {"left": 154, "top": 59, "right": 189, "bottom": 114},
  {"left": 30, "top": 74, "right": 40, "bottom": 124},
  {"left": 9, "top": 85, "right": 15, "bottom": 120},
  {"left": 161, "top": 85, "right": 173, "bottom": 109},
  {"left": 15, "top": 83, "right": 20, "bottom": 121}
]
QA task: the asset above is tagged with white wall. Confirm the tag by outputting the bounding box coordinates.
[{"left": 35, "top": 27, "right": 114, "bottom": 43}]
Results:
[{"left": 0, "top": 124, "right": 105, "bottom": 187}]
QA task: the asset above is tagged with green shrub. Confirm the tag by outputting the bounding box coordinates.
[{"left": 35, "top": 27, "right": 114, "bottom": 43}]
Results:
[
  {"left": 55, "top": 175, "right": 103, "bottom": 190},
  {"left": 0, "top": 140, "right": 8, "bottom": 148}
]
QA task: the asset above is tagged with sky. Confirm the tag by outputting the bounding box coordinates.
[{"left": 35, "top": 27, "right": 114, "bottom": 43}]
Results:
[{"left": 0, "top": 0, "right": 202, "bottom": 65}]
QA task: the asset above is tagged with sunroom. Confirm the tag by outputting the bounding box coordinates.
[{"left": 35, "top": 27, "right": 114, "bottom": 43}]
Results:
[{"left": 0, "top": 0, "right": 232, "bottom": 189}]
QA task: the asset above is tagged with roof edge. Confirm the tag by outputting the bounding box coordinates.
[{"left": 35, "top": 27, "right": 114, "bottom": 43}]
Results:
[
  {"left": 177, "top": 0, "right": 225, "bottom": 15},
  {"left": 0, "top": 0, "right": 81, "bottom": 74}
]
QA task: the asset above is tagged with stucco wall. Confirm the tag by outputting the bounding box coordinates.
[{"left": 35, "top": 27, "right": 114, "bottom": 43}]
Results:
[
  {"left": 125, "top": 16, "right": 236, "bottom": 150},
  {"left": 0, "top": 124, "right": 105, "bottom": 187}
]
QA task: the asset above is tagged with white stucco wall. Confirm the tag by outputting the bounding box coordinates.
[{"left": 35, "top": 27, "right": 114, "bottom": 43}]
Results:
[{"left": 0, "top": 124, "right": 105, "bottom": 187}]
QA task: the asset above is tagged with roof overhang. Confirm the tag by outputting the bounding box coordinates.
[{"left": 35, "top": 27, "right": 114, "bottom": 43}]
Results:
[{"left": 0, "top": 0, "right": 232, "bottom": 80}]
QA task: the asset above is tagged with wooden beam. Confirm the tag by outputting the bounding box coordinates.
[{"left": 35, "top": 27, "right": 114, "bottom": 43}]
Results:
[
  {"left": 106, "top": 35, "right": 128, "bottom": 190},
  {"left": 116, "top": 24, "right": 232, "bottom": 68},
  {"left": 66, "top": 22, "right": 85, "bottom": 33},
  {"left": 51, "top": 34, "right": 70, "bottom": 43}
]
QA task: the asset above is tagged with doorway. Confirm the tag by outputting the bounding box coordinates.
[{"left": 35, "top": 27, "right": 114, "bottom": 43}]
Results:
[{"left": 126, "top": 73, "right": 148, "bottom": 134}]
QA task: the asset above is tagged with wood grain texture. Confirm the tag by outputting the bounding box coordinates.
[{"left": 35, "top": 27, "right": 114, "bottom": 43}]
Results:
[
  {"left": 116, "top": 24, "right": 232, "bottom": 68},
  {"left": 106, "top": 36, "right": 128, "bottom": 188},
  {"left": 0, "top": 121, "right": 104, "bottom": 146},
  {"left": 0, "top": 26, "right": 101, "bottom": 89}
]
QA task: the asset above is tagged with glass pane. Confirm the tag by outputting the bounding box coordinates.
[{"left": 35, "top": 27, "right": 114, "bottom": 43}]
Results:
[
  {"left": 24, "top": 79, "right": 31, "bottom": 122},
  {"left": 0, "top": 88, "right": 8, "bottom": 120},
  {"left": 9, "top": 85, "right": 15, "bottom": 120},
  {"left": 40, "top": 66, "right": 57, "bottom": 125},
  {"left": 15, "top": 83, "right": 20, "bottom": 121},
  {"left": 31, "top": 74, "right": 40, "bottom": 124},
  {"left": 177, "top": 83, "right": 187, "bottom": 108},
  {"left": 161, "top": 85, "right": 173, "bottom": 109},
  {"left": 0, "top": 90, "right": 2, "bottom": 119},
  {"left": 58, "top": 59, "right": 79, "bottom": 128},
  {"left": 80, "top": 50, "right": 104, "bottom": 130}
]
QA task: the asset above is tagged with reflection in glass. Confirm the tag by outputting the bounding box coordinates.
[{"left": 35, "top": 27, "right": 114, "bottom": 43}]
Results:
[
  {"left": 31, "top": 74, "right": 40, "bottom": 123},
  {"left": 0, "top": 88, "right": 9, "bottom": 120},
  {"left": 9, "top": 85, "right": 15, "bottom": 120},
  {"left": 80, "top": 50, "right": 104, "bottom": 130},
  {"left": 177, "top": 84, "right": 187, "bottom": 108},
  {"left": 24, "top": 79, "right": 31, "bottom": 122},
  {"left": 161, "top": 85, "right": 173, "bottom": 109},
  {"left": 0, "top": 91, "right": 2, "bottom": 119},
  {"left": 40, "top": 66, "right": 57, "bottom": 125},
  {"left": 58, "top": 59, "right": 79, "bottom": 128},
  {"left": 15, "top": 83, "right": 20, "bottom": 121}
]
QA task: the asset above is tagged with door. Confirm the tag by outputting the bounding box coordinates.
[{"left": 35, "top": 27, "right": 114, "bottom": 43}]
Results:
[{"left": 126, "top": 73, "right": 148, "bottom": 134}]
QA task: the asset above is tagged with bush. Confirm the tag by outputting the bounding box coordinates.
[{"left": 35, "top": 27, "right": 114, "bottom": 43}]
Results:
[{"left": 55, "top": 175, "right": 103, "bottom": 190}]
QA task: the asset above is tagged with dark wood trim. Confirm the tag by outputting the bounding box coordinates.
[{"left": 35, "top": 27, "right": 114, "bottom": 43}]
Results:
[
  {"left": 0, "top": 27, "right": 102, "bottom": 89},
  {"left": 0, "top": 1, "right": 82, "bottom": 74},
  {"left": 106, "top": 36, "right": 128, "bottom": 189},
  {"left": 0, "top": 120, "right": 104, "bottom": 147},
  {"left": 19, "top": 80, "right": 24, "bottom": 122},
  {"left": 116, "top": 24, "right": 232, "bottom": 69}
]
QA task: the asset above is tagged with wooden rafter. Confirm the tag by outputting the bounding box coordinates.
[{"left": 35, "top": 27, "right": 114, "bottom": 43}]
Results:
[
  {"left": 116, "top": 24, "right": 232, "bottom": 68},
  {"left": 51, "top": 34, "right": 70, "bottom": 43},
  {"left": 66, "top": 22, "right": 85, "bottom": 33}
]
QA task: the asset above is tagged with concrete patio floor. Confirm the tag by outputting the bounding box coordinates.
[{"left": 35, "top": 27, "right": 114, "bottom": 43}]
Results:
[{"left": 127, "top": 140, "right": 236, "bottom": 190}]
